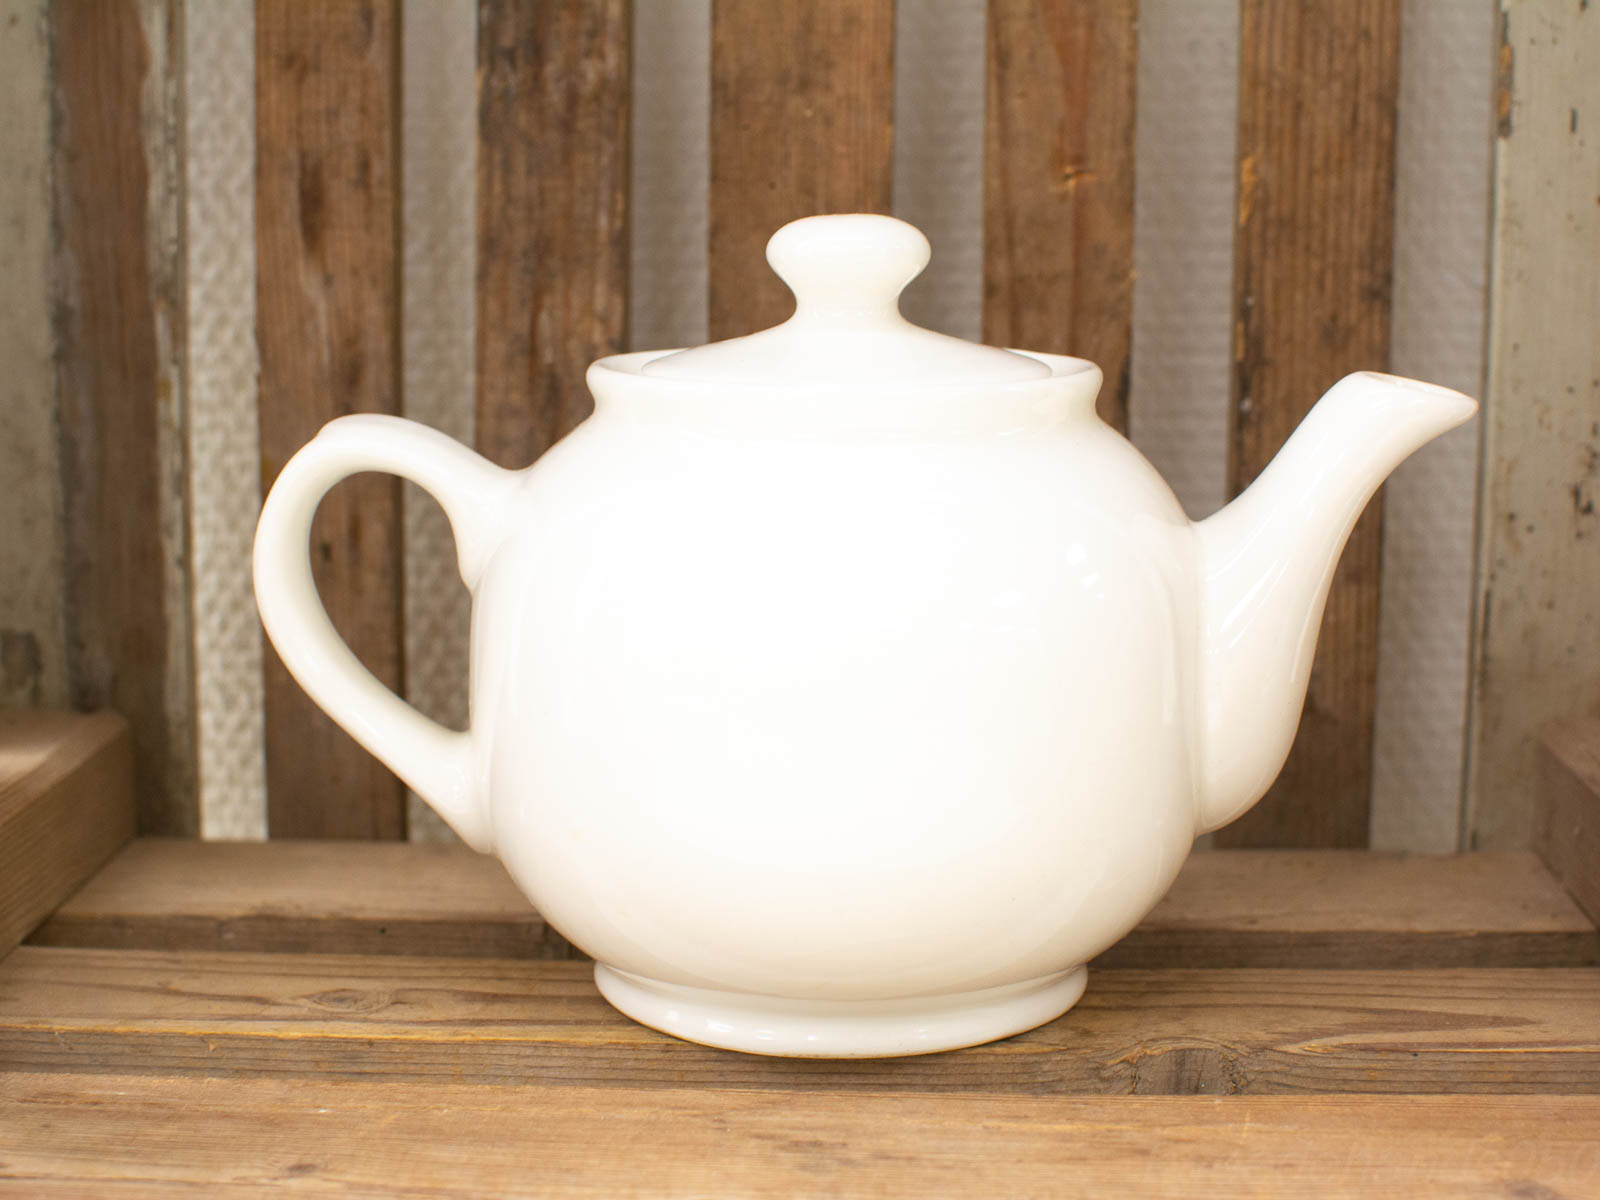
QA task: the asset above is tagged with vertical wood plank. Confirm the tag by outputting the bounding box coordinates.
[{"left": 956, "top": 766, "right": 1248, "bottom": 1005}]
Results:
[
  {"left": 983, "top": 0, "right": 1139, "bottom": 433},
  {"left": 51, "top": 0, "right": 196, "bottom": 834},
  {"left": 475, "top": 0, "right": 630, "bottom": 471},
  {"left": 1468, "top": 3, "right": 1600, "bottom": 850},
  {"left": 0, "top": 0, "right": 68, "bottom": 712},
  {"left": 256, "top": 0, "right": 405, "bottom": 839},
  {"left": 1212, "top": 0, "right": 1402, "bottom": 849},
  {"left": 709, "top": 0, "right": 895, "bottom": 338}
]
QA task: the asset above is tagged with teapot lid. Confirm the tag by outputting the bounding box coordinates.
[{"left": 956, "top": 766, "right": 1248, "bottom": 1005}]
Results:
[{"left": 641, "top": 214, "right": 1051, "bottom": 386}]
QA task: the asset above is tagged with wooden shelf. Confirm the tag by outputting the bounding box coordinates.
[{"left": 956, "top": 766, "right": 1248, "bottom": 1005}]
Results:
[{"left": 2, "top": 713, "right": 1598, "bottom": 1194}]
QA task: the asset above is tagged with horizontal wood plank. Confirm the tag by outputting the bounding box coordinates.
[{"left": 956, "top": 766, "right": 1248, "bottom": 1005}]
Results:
[
  {"left": 0, "top": 711, "right": 133, "bottom": 959},
  {"left": 1540, "top": 718, "right": 1600, "bottom": 929},
  {"left": 2, "top": 949, "right": 1596, "bottom": 1095},
  {"left": 28, "top": 839, "right": 576, "bottom": 959},
  {"left": 1108, "top": 847, "right": 1598, "bottom": 968},
  {"left": 30, "top": 841, "right": 1597, "bottom": 968},
  {"left": 3, "top": 1074, "right": 1598, "bottom": 1198}
]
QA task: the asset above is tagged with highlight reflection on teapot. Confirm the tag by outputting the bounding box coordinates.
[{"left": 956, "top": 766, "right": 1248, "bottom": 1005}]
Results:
[{"left": 255, "top": 214, "right": 1476, "bottom": 1057}]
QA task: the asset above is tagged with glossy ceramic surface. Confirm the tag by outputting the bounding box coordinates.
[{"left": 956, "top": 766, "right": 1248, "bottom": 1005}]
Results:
[{"left": 253, "top": 215, "right": 1477, "bottom": 1057}]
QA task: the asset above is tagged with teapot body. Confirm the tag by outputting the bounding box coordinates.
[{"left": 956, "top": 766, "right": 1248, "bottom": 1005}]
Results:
[{"left": 473, "top": 399, "right": 1200, "bottom": 1008}]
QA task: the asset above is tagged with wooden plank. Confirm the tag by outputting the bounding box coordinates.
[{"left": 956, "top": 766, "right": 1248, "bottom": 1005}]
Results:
[
  {"left": 983, "top": 0, "right": 1138, "bottom": 432},
  {"left": 30, "top": 838, "right": 578, "bottom": 960},
  {"left": 1105, "top": 848, "right": 1597, "bottom": 968},
  {"left": 1540, "top": 718, "right": 1600, "bottom": 929},
  {"left": 0, "top": 713, "right": 132, "bottom": 959},
  {"left": 1467, "top": 3, "right": 1600, "bottom": 849},
  {"left": 255, "top": 0, "right": 404, "bottom": 839},
  {"left": 3, "top": 949, "right": 1597, "bottom": 1094},
  {"left": 475, "top": 0, "right": 629, "bottom": 471},
  {"left": 3, "top": 1076, "right": 1598, "bottom": 1200},
  {"left": 31, "top": 841, "right": 1597, "bottom": 968},
  {"left": 709, "top": 0, "right": 894, "bottom": 338},
  {"left": 0, "top": 0, "right": 68, "bottom": 711},
  {"left": 1214, "top": 0, "right": 1403, "bottom": 849},
  {"left": 50, "top": 0, "right": 195, "bottom": 834}
]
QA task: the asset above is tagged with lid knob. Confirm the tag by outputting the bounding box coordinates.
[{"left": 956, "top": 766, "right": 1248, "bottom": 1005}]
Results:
[{"left": 766, "top": 214, "right": 930, "bottom": 321}]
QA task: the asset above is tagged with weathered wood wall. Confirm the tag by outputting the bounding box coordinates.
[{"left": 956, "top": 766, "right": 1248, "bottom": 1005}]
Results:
[
  {"left": 8, "top": 0, "right": 1567, "bottom": 852},
  {"left": 1468, "top": 0, "right": 1600, "bottom": 849}
]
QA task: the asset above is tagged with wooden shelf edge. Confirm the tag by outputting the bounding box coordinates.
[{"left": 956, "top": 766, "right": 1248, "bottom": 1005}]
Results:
[
  {"left": 2, "top": 1073, "right": 1598, "bottom": 1196},
  {"left": 3, "top": 949, "right": 1596, "bottom": 1096},
  {"left": 27, "top": 837, "right": 1600, "bottom": 969},
  {"left": 0, "top": 710, "right": 134, "bottom": 959},
  {"left": 1540, "top": 716, "right": 1600, "bottom": 929}
]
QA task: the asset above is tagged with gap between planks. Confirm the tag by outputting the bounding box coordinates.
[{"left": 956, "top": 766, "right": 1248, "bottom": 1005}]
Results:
[
  {"left": 0, "top": 949, "right": 1597, "bottom": 1095},
  {"left": 2, "top": 1074, "right": 1597, "bottom": 1198},
  {"left": 26, "top": 839, "right": 1599, "bottom": 969}
]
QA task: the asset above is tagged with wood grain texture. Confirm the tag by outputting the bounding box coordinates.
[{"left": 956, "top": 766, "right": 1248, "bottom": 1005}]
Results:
[
  {"left": 50, "top": 0, "right": 195, "bottom": 834},
  {"left": 0, "top": 712, "right": 132, "bottom": 959},
  {"left": 1539, "top": 718, "right": 1600, "bottom": 930},
  {"left": 709, "top": 0, "right": 894, "bottom": 338},
  {"left": 475, "top": 0, "right": 629, "bottom": 470},
  {"left": 1215, "top": 0, "right": 1403, "bottom": 849},
  {"left": 3, "top": 1076, "right": 1598, "bottom": 1199},
  {"left": 256, "top": 0, "right": 404, "bottom": 839},
  {"left": 30, "top": 838, "right": 580, "bottom": 960},
  {"left": 28, "top": 841, "right": 1598, "bottom": 968},
  {"left": 4, "top": 949, "right": 1598, "bottom": 1095},
  {"left": 983, "top": 0, "right": 1138, "bottom": 431},
  {"left": 0, "top": 0, "right": 68, "bottom": 712},
  {"left": 1468, "top": 2, "right": 1600, "bottom": 849}
]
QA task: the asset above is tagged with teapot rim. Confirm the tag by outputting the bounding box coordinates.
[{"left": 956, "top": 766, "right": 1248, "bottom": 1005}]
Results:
[{"left": 586, "top": 349, "right": 1104, "bottom": 435}]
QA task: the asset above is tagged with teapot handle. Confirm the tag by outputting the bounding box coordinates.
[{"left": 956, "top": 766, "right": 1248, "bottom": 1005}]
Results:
[{"left": 253, "top": 415, "right": 518, "bottom": 851}]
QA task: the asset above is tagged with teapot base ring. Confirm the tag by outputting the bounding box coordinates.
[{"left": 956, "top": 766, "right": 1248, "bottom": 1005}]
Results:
[{"left": 592, "top": 963, "right": 1088, "bottom": 1059}]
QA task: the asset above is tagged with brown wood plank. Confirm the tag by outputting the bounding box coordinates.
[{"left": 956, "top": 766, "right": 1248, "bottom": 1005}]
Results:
[
  {"left": 709, "top": 0, "right": 894, "bottom": 338},
  {"left": 255, "top": 0, "right": 405, "bottom": 839},
  {"left": 0, "top": 712, "right": 132, "bottom": 959},
  {"left": 49, "top": 0, "right": 195, "bottom": 834},
  {"left": 1214, "top": 0, "right": 1403, "bottom": 849},
  {"left": 31, "top": 841, "right": 1598, "bottom": 968},
  {"left": 30, "top": 838, "right": 578, "bottom": 960},
  {"left": 1540, "top": 718, "right": 1600, "bottom": 929},
  {"left": 983, "top": 0, "right": 1138, "bottom": 432},
  {"left": 4, "top": 1076, "right": 1598, "bottom": 1199},
  {"left": 475, "top": 0, "right": 629, "bottom": 471},
  {"left": 1106, "top": 849, "right": 1598, "bottom": 968},
  {"left": 3, "top": 949, "right": 1597, "bottom": 1095}
]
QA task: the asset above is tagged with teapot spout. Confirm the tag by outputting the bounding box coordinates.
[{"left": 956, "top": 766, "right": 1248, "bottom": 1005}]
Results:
[{"left": 1194, "top": 372, "right": 1476, "bottom": 834}]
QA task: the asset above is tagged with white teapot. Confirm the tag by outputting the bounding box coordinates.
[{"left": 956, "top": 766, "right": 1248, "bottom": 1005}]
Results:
[{"left": 255, "top": 214, "right": 1476, "bottom": 1057}]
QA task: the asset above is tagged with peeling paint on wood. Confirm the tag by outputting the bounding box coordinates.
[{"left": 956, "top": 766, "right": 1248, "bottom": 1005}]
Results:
[
  {"left": 49, "top": 0, "right": 196, "bottom": 833},
  {"left": 1468, "top": 0, "right": 1600, "bottom": 848},
  {"left": 0, "top": 0, "right": 67, "bottom": 712}
]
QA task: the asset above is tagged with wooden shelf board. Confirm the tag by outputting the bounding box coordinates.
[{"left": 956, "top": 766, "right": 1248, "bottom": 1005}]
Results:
[
  {"left": 3, "top": 947, "right": 1596, "bottom": 1095},
  {"left": 1540, "top": 717, "right": 1600, "bottom": 929},
  {"left": 2, "top": 1073, "right": 1597, "bottom": 1197},
  {"left": 29, "top": 838, "right": 1599, "bottom": 968},
  {"left": 0, "top": 710, "right": 133, "bottom": 959}
]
